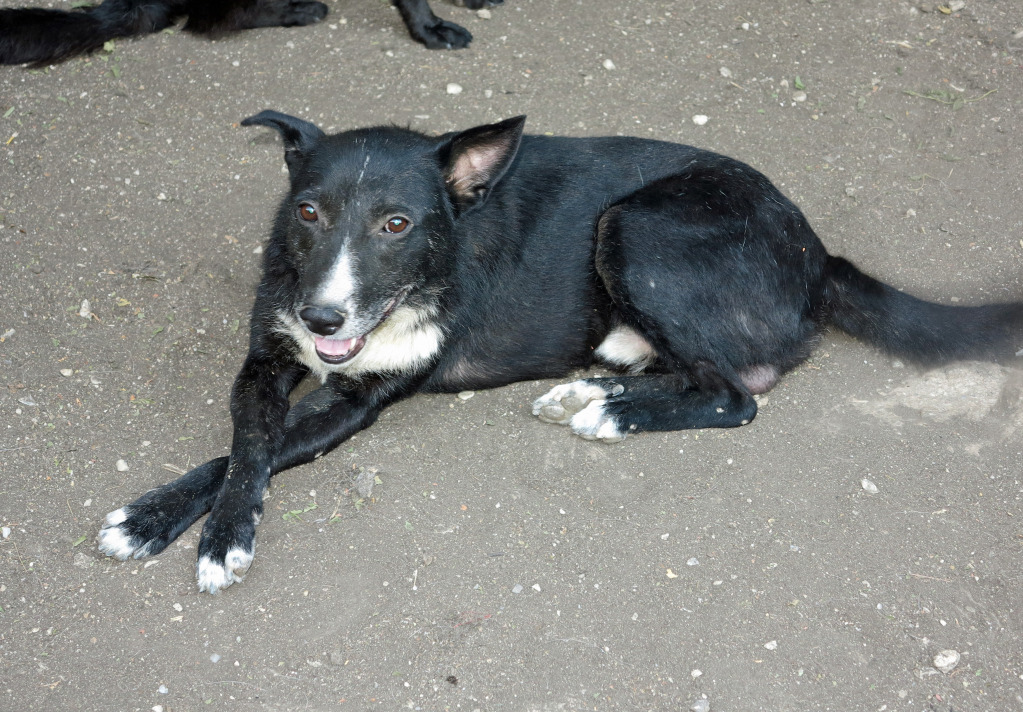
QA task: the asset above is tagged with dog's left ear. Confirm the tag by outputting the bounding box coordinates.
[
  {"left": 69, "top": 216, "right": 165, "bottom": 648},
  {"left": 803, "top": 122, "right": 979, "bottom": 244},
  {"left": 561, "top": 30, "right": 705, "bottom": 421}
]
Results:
[
  {"left": 241, "top": 110, "right": 326, "bottom": 175},
  {"left": 439, "top": 116, "right": 526, "bottom": 211}
]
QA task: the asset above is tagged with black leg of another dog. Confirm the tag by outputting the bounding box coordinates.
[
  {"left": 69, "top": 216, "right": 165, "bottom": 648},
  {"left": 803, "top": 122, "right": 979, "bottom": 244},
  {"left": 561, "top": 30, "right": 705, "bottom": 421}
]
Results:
[
  {"left": 392, "top": 0, "right": 472, "bottom": 49},
  {"left": 184, "top": 0, "right": 328, "bottom": 34}
]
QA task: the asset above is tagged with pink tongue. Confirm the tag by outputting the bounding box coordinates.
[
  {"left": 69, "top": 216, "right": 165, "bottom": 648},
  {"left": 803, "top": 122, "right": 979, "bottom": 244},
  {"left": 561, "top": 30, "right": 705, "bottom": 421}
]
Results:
[{"left": 315, "top": 336, "right": 356, "bottom": 357}]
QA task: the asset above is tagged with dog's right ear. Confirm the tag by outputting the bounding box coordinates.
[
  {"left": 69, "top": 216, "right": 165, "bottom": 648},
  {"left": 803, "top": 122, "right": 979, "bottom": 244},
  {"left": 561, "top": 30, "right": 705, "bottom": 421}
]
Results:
[
  {"left": 240, "top": 110, "right": 325, "bottom": 174},
  {"left": 438, "top": 115, "right": 526, "bottom": 212}
]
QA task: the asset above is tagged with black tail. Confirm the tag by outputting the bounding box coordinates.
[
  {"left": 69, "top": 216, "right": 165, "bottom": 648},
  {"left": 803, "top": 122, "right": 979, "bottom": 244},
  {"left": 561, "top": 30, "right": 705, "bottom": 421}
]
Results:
[
  {"left": 0, "top": 1, "right": 181, "bottom": 67},
  {"left": 824, "top": 255, "right": 1023, "bottom": 366}
]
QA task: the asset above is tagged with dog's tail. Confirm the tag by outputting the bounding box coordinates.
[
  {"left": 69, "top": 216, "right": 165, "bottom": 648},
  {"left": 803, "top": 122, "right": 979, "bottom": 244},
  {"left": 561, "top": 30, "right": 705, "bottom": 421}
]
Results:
[
  {"left": 0, "top": 1, "right": 178, "bottom": 67},
  {"left": 823, "top": 255, "right": 1023, "bottom": 366}
]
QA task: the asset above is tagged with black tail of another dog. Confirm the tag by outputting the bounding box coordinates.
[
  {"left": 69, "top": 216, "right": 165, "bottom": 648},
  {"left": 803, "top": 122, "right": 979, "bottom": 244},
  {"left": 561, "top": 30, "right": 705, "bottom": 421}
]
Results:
[
  {"left": 824, "top": 255, "right": 1023, "bottom": 366},
  {"left": 0, "top": 2, "right": 179, "bottom": 67}
]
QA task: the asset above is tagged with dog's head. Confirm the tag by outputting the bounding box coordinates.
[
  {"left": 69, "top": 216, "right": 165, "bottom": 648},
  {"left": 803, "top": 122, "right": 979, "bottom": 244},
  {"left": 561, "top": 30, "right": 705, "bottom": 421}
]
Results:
[{"left": 241, "top": 110, "right": 524, "bottom": 375}]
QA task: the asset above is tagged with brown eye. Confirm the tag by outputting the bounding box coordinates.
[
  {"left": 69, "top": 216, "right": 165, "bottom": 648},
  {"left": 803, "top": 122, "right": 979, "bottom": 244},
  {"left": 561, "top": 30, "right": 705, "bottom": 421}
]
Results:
[
  {"left": 297, "top": 203, "right": 318, "bottom": 222},
  {"left": 383, "top": 216, "right": 411, "bottom": 234}
]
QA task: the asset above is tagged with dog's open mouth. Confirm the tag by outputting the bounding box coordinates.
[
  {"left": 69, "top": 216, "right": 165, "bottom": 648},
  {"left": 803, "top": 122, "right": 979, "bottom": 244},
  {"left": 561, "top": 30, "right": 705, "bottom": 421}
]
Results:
[
  {"left": 309, "top": 290, "right": 409, "bottom": 365},
  {"left": 313, "top": 334, "right": 366, "bottom": 364}
]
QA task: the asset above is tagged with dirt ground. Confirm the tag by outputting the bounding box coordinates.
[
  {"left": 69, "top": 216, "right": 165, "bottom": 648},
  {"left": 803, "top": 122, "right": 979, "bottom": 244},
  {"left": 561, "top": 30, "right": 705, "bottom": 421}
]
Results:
[{"left": 2, "top": 0, "right": 1022, "bottom": 710}]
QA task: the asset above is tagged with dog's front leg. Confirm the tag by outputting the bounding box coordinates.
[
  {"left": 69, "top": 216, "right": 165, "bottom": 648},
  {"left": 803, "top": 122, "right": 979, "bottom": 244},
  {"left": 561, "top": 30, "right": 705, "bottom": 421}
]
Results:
[
  {"left": 194, "top": 370, "right": 413, "bottom": 593},
  {"left": 194, "top": 353, "right": 304, "bottom": 594},
  {"left": 97, "top": 375, "right": 399, "bottom": 568}
]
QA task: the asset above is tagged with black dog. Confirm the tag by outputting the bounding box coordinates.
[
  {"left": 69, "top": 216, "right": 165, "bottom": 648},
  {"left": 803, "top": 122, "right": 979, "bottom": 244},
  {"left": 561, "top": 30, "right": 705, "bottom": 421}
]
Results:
[
  {"left": 0, "top": 0, "right": 500, "bottom": 66},
  {"left": 97, "top": 111, "right": 1022, "bottom": 592}
]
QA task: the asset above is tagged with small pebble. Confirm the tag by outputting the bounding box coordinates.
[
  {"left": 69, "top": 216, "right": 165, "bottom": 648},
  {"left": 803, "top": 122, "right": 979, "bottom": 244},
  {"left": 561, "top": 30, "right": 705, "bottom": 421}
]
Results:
[
  {"left": 933, "top": 649, "right": 960, "bottom": 673},
  {"left": 2, "top": 527, "right": 10, "bottom": 539},
  {"left": 354, "top": 468, "right": 377, "bottom": 499},
  {"left": 692, "top": 115, "right": 709, "bottom": 126},
  {"left": 157, "top": 684, "right": 169, "bottom": 694},
  {"left": 511, "top": 584, "right": 523, "bottom": 594},
  {"left": 905, "top": 208, "right": 917, "bottom": 218},
  {"left": 457, "top": 390, "right": 475, "bottom": 401},
  {"left": 947, "top": 0, "right": 966, "bottom": 11},
  {"left": 861, "top": 478, "right": 878, "bottom": 494},
  {"left": 79, "top": 299, "right": 92, "bottom": 318},
  {"left": 764, "top": 640, "right": 778, "bottom": 650},
  {"left": 792, "top": 91, "right": 807, "bottom": 102},
  {"left": 691, "top": 669, "right": 703, "bottom": 678},
  {"left": 660, "top": 533, "right": 669, "bottom": 540},
  {"left": 687, "top": 557, "right": 699, "bottom": 566},
  {"left": 719, "top": 67, "right": 733, "bottom": 78},
  {"left": 476, "top": 7, "right": 491, "bottom": 19},
  {"left": 83, "top": 499, "right": 92, "bottom": 507},
  {"left": 531, "top": 583, "right": 541, "bottom": 592},
  {"left": 484, "top": 89, "right": 493, "bottom": 99},
  {"left": 153, "top": 706, "right": 164, "bottom": 712},
  {"left": 172, "top": 603, "right": 183, "bottom": 612},
  {"left": 602, "top": 58, "right": 616, "bottom": 70},
  {"left": 210, "top": 653, "right": 221, "bottom": 663},
  {"left": 691, "top": 700, "right": 710, "bottom": 712},
  {"left": 116, "top": 459, "right": 129, "bottom": 472},
  {"left": 446, "top": 83, "right": 463, "bottom": 95},
  {"left": 60, "top": 369, "right": 73, "bottom": 377}
]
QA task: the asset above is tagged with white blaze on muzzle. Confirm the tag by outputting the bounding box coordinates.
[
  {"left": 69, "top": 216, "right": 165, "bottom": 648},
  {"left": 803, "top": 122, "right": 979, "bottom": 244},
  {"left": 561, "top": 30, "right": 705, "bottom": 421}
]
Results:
[{"left": 314, "top": 248, "right": 358, "bottom": 311}]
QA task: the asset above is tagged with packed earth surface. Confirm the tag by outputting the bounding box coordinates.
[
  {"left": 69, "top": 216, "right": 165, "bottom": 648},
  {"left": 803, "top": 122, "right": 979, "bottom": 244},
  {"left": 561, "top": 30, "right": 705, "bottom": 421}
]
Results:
[{"left": 2, "top": 1, "right": 1023, "bottom": 710}]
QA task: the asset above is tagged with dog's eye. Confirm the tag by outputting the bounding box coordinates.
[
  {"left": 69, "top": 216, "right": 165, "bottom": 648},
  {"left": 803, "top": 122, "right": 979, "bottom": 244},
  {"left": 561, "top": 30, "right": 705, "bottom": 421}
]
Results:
[
  {"left": 383, "top": 216, "right": 411, "bottom": 234},
  {"left": 297, "top": 203, "right": 318, "bottom": 222}
]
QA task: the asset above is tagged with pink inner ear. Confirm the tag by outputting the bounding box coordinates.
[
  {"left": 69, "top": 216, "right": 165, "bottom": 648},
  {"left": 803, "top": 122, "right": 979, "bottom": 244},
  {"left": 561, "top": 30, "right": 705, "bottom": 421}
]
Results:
[{"left": 450, "top": 144, "right": 505, "bottom": 194}]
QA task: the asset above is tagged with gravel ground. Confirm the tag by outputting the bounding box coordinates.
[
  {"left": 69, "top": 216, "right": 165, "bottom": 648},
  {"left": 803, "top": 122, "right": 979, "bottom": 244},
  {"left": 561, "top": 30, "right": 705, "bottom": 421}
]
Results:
[{"left": 2, "top": 1, "right": 1022, "bottom": 710}]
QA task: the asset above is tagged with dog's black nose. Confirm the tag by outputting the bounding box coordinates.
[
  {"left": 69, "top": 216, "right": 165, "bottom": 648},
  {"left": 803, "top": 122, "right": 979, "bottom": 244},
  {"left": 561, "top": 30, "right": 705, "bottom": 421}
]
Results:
[{"left": 299, "top": 306, "right": 346, "bottom": 336}]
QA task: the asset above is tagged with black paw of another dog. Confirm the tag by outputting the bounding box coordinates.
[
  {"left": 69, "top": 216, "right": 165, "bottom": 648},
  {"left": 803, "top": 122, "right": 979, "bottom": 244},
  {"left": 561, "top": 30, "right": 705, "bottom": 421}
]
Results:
[
  {"left": 459, "top": 0, "right": 504, "bottom": 9},
  {"left": 418, "top": 19, "right": 473, "bottom": 49},
  {"left": 280, "top": 0, "right": 329, "bottom": 27}
]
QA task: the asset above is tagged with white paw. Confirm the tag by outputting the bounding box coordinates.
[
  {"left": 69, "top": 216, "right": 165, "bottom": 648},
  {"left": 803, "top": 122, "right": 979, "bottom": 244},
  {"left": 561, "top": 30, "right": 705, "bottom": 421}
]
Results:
[
  {"left": 569, "top": 400, "right": 627, "bottom": 443},
  {"left": 532, "top": 381, "right": 610, "bottom": 424},
  {"left": 97, "top": 507, "right": 150, "bottom": 560},
  {"left": 197, "top": 547, "right": 254, "bottom": 594}
]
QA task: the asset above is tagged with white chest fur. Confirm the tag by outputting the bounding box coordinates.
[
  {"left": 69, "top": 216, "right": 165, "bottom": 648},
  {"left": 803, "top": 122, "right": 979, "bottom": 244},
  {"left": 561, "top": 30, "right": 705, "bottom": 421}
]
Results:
[{"left": 276, "top": 305, "right": 444, "bottom": 382}]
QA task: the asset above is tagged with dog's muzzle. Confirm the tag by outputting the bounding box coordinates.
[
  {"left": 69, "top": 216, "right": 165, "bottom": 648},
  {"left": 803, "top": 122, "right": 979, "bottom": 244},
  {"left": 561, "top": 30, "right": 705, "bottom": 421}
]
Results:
[{"left": 298, "top": 291, "right": 408, "bottom": 365}]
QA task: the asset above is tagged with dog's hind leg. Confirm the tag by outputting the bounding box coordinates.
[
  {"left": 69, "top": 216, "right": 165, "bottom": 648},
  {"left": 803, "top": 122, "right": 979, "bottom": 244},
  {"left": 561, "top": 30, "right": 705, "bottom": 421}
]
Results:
[
  {"left": 535, "top": 165, "right": 829, "bottom": 441},
  {"left": 533, "top": 365, "right": 757, "bottom": 442}
]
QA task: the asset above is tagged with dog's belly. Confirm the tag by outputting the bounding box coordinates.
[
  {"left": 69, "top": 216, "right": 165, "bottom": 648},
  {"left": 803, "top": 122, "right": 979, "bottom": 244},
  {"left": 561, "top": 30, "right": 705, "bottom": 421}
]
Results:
[{"left": 424, "top": 327, "right": 601, "bottom": 393}]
